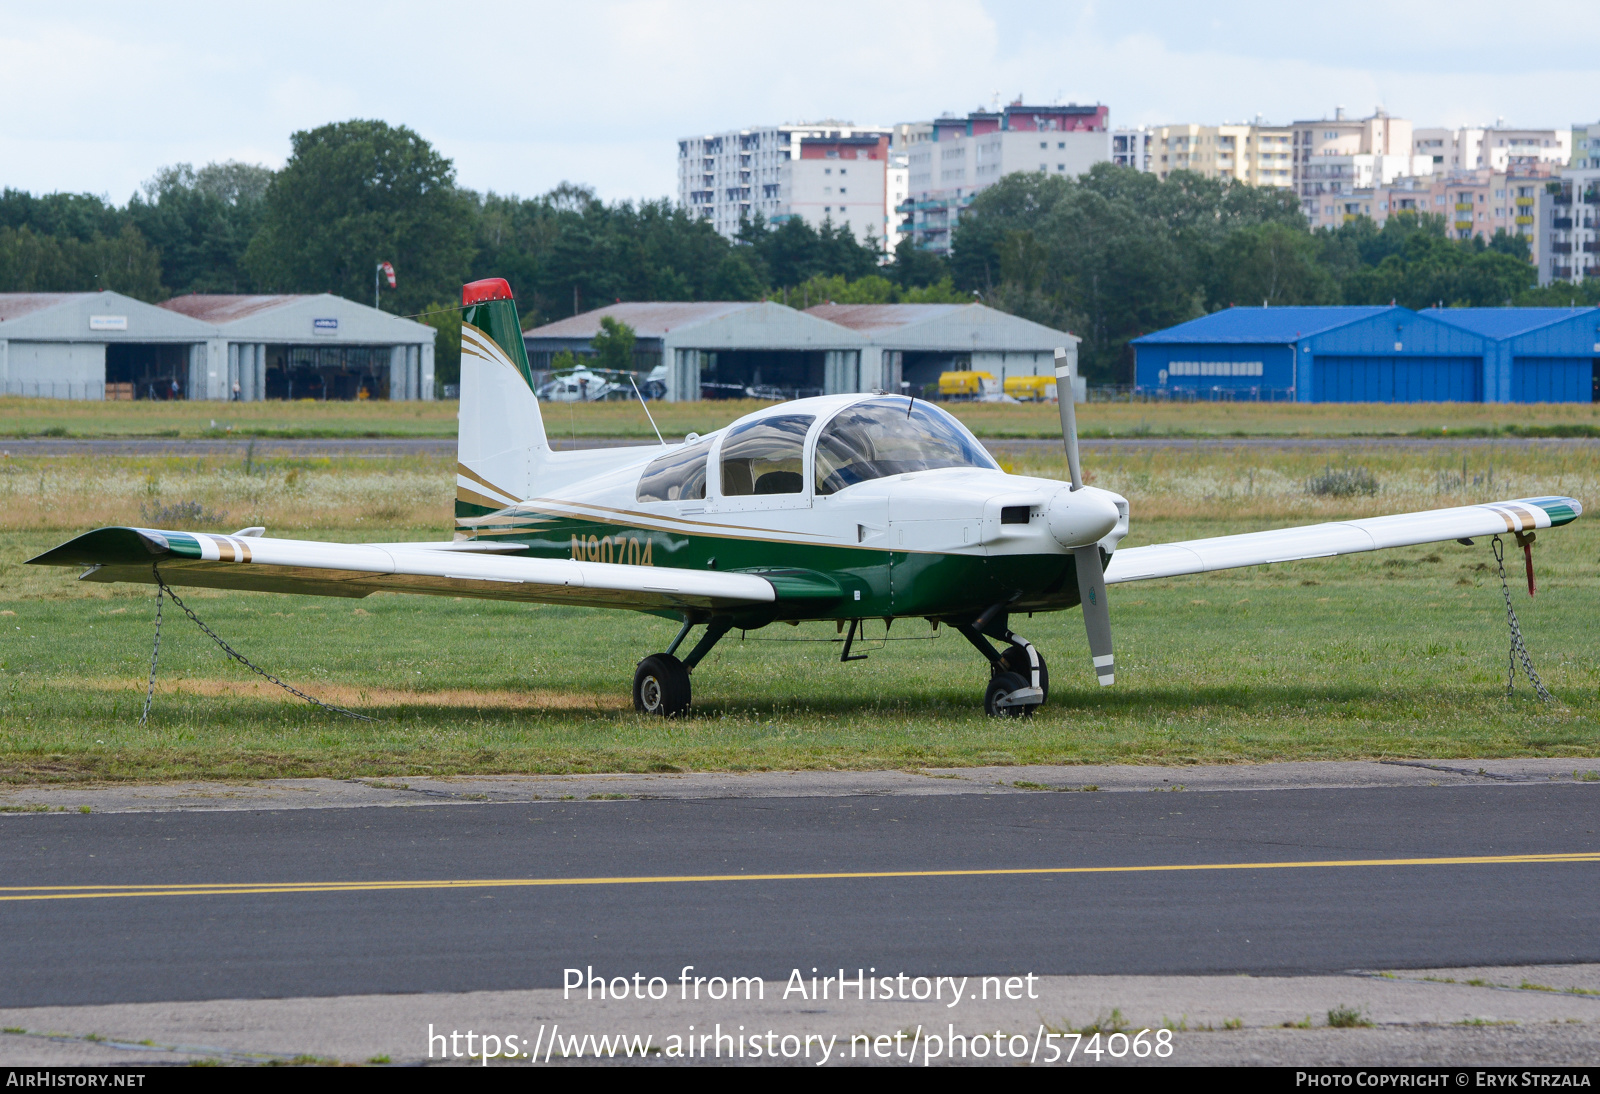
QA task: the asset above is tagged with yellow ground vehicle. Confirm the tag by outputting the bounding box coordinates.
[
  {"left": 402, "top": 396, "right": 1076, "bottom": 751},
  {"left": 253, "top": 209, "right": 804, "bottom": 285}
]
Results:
[
  {"left": 938, "top": 371, "right": 997, "bottom": 399},
  {"left": 1003, "top": 375, "right": 1057, "bottom": 402}
]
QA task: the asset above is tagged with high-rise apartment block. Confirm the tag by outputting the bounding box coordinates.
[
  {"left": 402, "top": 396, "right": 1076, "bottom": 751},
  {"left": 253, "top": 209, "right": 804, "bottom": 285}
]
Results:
[
  {"left": 1412, "top": 125, "right": 1570, "bottom": 172},
  {"left": 894, "top": 102, "right": 1109, "bottom": 254},
  {"left": 1569, "top": 122, "right": 1600, "bottom": 169},
  {"left": 1147, "top": 122, "right": 1293, "bottom": 186},
  {"left": 1111, "top": 127, "right": 1152, "bottom": 172},
  {"left": 678, "top": 123, "right": 894, "bottom": 248},
  {"left": 1291, "top": 108, "right": 1433, "bottom": 217},
  {"left": 1542, "top": 168, "right": 1599, "bottom": 285}
]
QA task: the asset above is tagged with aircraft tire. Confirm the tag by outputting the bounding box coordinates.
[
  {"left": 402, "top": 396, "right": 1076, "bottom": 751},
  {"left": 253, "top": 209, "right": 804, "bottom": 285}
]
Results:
[
  {"left": 998, "top": 646, "right": 1049, "bottom": 705},
  {"left": 984, "top": 671, "right": 1032, "bottom": 718},
  {"left": 634, "top": 653, "right": 691, "bottom": 717}
]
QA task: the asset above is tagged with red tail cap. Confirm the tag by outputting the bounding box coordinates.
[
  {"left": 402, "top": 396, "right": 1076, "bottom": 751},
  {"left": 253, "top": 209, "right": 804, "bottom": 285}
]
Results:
[{"left": 462, "top": 278, "right": 513, "bottom": 305}]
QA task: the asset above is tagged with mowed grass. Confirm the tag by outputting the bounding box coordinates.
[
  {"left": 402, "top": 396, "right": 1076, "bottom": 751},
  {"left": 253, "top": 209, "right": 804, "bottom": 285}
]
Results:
[
  {"left": 1, "top": 439, "right": 1596, "bottom": 781},
  {"left": 4, "top": 394, "right": 1599, "bottom": 440}
]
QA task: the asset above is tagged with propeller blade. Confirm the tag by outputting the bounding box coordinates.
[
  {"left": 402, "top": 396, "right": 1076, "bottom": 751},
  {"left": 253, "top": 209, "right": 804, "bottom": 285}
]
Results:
[
  {"left": 1053, "top": 346, "right": 1083, "bottom": 491},
  {"left": 1074, "top": 544, "right": 1115, "bottom": 686},
  {"left": 1056, "top": 347, "right": 1113, "bottom": 684}
]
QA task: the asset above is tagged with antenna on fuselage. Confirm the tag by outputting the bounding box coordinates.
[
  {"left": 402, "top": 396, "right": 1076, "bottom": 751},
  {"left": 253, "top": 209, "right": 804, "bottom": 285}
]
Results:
[{"left": 629, "top": 375, "right": 666, "bottom": 446}]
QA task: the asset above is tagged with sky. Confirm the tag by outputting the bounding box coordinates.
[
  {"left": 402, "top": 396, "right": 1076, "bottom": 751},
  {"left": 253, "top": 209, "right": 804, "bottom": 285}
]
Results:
[{"left": 3, "top": 0, "right": 1598, "bottom": 206}]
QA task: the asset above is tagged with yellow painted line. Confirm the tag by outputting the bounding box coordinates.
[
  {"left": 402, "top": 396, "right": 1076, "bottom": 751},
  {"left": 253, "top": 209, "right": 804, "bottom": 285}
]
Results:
[{"left": 2, "top": 852, "right": 1597, "bottom": 904}]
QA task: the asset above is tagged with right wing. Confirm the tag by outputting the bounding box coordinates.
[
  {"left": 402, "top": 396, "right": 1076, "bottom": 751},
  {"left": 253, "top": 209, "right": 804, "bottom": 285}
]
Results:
[
  {"left": 27, "top": 527, "right": 777, "bottom": 612},
  {"left": 1104, "top": 496, "right": 1582, "bottom": 584}
]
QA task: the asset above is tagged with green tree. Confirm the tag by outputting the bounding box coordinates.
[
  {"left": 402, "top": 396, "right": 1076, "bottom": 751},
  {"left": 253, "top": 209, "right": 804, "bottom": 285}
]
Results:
[
  {"left": 790, "top": 271, "right": 972, "bottom": 305},
  {"left": 1513, "top": 278, "right": 1600, "bottom": 306},
  {"left": 0, "top": 226, "right": 76, "bottom": 291},
  {"left": 419, "top": 301, "right": 461, "bottom": 388},
  {"left": 244, "top": 120, "right": 476, "bottom": 314},
  {"left": 128, "top": 161, "right": 273, "bottom": 293},
  {"left": 900, "top": 277, "right": 971, "bottom": 303},
  {"left": 887, "top": 237, "right": 950, "bottom": 289},
  {"left": 708, "top": 251, "right": 764, "bottom": 300},
  {"left": 0, "top": 223, "right": 164, "bottom": 300},
  {"left": 0, "top": 188, "right": 126, "bottom": 240},
  {"left": 590, "top": 316, "right": 637, "bottom": 371},
  {"left": 1214, "top": 222, "right": 1338, "bottom": 306}
]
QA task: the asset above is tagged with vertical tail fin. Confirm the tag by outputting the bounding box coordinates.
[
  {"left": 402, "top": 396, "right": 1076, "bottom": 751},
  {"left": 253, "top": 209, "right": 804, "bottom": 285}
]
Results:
[{"left": 456, "top": 278, "right": 548, "bottom": 522}]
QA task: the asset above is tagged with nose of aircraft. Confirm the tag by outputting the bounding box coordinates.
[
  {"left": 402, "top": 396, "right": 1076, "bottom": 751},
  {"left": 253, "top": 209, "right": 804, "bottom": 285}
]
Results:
[{"left": 1046, "top": 485, "right": 1120, "bottom": 549}]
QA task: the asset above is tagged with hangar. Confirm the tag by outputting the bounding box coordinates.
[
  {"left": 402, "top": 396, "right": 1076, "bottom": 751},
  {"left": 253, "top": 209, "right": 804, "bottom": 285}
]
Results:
[
  {"left": 0, "top": 292, "right": 214, "bottom": 400},
  {"left": 159, "top": 294, "right": 436, "bottom": 401},
  {"left": 523, "top": 302, "right": 864, "bottom": 401},
  {"left": 1134, "top": 305, "right": 1598, "bottom": 403},
  {"left": 1422, "top": 307, "right": 1599, "bottom": 403},
  {"left": 0, "top": 291, "right": 436, "bottom": 401},
  {"left": 1134, "top": 306, "right": 1494, "bottom": 403},
  {"left": 806, "top": 303, "right": 1078, "bottom": 395}
]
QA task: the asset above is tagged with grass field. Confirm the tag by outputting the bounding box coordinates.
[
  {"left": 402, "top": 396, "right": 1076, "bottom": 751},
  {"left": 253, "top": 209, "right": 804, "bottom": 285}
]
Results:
[
  {"left": 3, "top": 394, "right": 1598, "bottom": 440},
  {"left": 1, "top": 440, "right": 1595, "bottom": 782}
]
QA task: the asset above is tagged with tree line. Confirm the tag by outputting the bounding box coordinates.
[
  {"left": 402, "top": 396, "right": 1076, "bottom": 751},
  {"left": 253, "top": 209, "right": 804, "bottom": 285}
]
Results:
[{"left": 3, "top": 119, "right": 1591, "bottom": 386}]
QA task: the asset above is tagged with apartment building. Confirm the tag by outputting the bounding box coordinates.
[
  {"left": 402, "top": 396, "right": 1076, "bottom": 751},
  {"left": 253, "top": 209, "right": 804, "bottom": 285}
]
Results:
[
  {"left": 1541, "top": 168, "right": 1599, "bottom": 285},
  {"left": 1303, "top": 167, "right": 1552, "bottom": 270},
  {"left": 885, "top": 152, "right": 910, "bottom": 251},
  {"left": 1571, "top": 122, "right": 1600, "bottom": 169},
  {"left": 896, "top": 102, "right": 1109, "bottom": 254},
  {"left": 678, "top": 122, "right": 894, "bottom": 249},
  {"left": 1111, "top": 127, "right": 1152, "bottom": 172},
  {"left": 1413, "top": 125, "right": 1570, "bottom": 172},
  {"left": 1147, "top": 122, "right": 1293, "bottom": 186},
  {"left": 1292, "top": 108, "right": 1432, "bottom": 216}
]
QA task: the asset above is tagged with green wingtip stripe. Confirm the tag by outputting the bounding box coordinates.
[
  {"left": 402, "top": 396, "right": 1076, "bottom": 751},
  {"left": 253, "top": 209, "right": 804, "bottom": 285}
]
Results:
[{"left": 1524, "top": 496, "right": 1582, "bottom": 527}]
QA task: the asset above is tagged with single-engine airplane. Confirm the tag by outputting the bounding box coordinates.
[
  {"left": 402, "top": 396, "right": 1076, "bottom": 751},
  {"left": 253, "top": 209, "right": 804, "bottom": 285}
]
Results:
[{"left": 29, "top": 278, "right": 1584, "bottom": 716}]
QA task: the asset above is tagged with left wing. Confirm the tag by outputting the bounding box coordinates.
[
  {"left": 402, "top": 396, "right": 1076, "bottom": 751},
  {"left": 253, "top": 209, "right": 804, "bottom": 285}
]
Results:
[
  {"left": 26, "top": 527, "right": 776, "bottom": 612},
  {"left": 1104, "top": 496, "right": 1582, "bottom": 584}
]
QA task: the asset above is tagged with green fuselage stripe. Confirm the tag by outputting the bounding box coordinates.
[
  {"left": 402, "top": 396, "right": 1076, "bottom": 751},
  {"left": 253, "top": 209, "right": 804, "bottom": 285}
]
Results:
[{"left": 455, "top": 503, "right": 1083, "bottom": 621}]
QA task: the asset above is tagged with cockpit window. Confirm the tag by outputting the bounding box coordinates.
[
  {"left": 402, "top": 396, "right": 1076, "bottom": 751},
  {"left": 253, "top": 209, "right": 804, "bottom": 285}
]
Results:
[
  {"left": 636, "top": 435, "right": 713, "bottom": 502},
  {"left": 815, "top": 398, "right": 998, "bottom": 495},
  {"left": 719, "top": 414, "right": 814, "bottom": 496}
]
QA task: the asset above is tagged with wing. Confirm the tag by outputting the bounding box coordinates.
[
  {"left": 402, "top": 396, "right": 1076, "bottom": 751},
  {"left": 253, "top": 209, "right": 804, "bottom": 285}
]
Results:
[
  {"left": 26, "top": 527, "right": 775, "bottom": 612},
  {"left": 1104, "top": 496, "right": 1582, "bottom": 584}
]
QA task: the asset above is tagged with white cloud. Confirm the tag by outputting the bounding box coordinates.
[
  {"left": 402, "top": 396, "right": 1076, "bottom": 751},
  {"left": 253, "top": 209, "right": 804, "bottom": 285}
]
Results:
[{"left": 0, "top": 0, "right": 1594, "bottom": 204}]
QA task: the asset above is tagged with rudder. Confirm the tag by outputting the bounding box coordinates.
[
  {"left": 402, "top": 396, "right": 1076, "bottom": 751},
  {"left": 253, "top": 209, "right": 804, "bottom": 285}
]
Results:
[{"left": 456, "top": 278, "right": 547, "bottom": 520}]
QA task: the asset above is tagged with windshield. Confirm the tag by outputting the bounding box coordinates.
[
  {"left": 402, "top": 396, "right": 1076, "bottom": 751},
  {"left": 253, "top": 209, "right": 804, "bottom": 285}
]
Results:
[
  {"left": 720, "top": 414, "right": 814, "bottom": 496},
  {"left": 815, "top": 398, "right": 998, "bottom": 495},
  {"left": 636, "top": 435, "right": 714, "bottom": 502}
]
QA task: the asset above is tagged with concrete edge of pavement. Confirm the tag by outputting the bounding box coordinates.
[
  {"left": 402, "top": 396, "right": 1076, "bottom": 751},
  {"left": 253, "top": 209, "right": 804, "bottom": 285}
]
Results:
[{"left": 2, "top": 758, "right": 1598, "bottom": 816}]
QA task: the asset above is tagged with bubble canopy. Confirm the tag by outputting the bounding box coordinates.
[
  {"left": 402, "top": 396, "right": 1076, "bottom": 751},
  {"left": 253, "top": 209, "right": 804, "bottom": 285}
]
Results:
[{"left": 814, "top": 397, "right": 998, "bottom": 496}]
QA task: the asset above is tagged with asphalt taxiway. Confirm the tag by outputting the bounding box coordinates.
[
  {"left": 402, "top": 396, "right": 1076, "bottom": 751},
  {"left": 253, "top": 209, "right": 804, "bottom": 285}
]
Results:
[{"left": 2, "top": 762, "right": 1596, "bottom": 1065}]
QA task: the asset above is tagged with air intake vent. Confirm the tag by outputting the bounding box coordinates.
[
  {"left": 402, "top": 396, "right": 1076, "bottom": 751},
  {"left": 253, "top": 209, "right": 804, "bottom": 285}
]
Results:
[{"left": 1000, "top": 506, "right": 1031, "bottom": 525}]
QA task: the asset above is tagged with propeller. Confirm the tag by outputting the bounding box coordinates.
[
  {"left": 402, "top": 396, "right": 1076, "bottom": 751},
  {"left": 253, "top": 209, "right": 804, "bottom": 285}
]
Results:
[{"left": 1054, "top": 347, "right": 1115, "bottom": 686}]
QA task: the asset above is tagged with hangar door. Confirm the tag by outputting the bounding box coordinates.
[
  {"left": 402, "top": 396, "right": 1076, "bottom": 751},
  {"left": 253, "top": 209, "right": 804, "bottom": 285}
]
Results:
[
  {"left": 1314, "top": 356, "right": 1482, "bottom": 403},
  {"left": 1511, "top": 357, "right": 1594, "bottom": 403}
]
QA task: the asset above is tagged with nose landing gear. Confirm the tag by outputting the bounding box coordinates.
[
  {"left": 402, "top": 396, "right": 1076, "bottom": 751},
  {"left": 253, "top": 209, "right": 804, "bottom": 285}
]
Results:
[{"left": 955, "top": 612, "right": 1048, "bottom": 717}]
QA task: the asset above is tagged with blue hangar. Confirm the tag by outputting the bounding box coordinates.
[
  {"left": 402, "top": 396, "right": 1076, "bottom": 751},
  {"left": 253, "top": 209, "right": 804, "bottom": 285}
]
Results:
[{"left": 1132, "top": 305, "right": 1599, "bottom": 403}]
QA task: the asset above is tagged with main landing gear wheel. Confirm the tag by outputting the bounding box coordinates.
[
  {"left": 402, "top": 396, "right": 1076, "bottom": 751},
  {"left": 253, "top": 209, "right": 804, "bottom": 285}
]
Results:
[
  {"left": 999, "top": 645, "right": 1049, "bottom": 705},
  {"left": 984, "top": 671, "right": 1033, "bottom": 718},
  {"left": 634, "top": 653, "right": 690, "bottom": 717}
]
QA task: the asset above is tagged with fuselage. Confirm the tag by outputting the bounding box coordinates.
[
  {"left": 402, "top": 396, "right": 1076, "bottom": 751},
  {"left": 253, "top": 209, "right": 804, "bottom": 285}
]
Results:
[{"left": 455, "top": 394, "right": 1127, "bottom": 624}]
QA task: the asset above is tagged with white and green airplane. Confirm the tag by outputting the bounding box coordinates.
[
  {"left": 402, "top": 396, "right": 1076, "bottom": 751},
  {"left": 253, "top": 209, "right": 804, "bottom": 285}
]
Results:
[{"left": 30, "top": 279, "right": 1585, "bottom": 716}]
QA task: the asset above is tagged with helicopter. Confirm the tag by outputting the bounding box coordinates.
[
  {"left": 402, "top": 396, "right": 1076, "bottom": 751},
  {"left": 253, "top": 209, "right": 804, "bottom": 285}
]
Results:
[
  {"left": 29, "top": 278, "right": 1583, "bottom": 716},
  {"left": 536, "top": 364, "right": 629, "bottom": 403}
]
